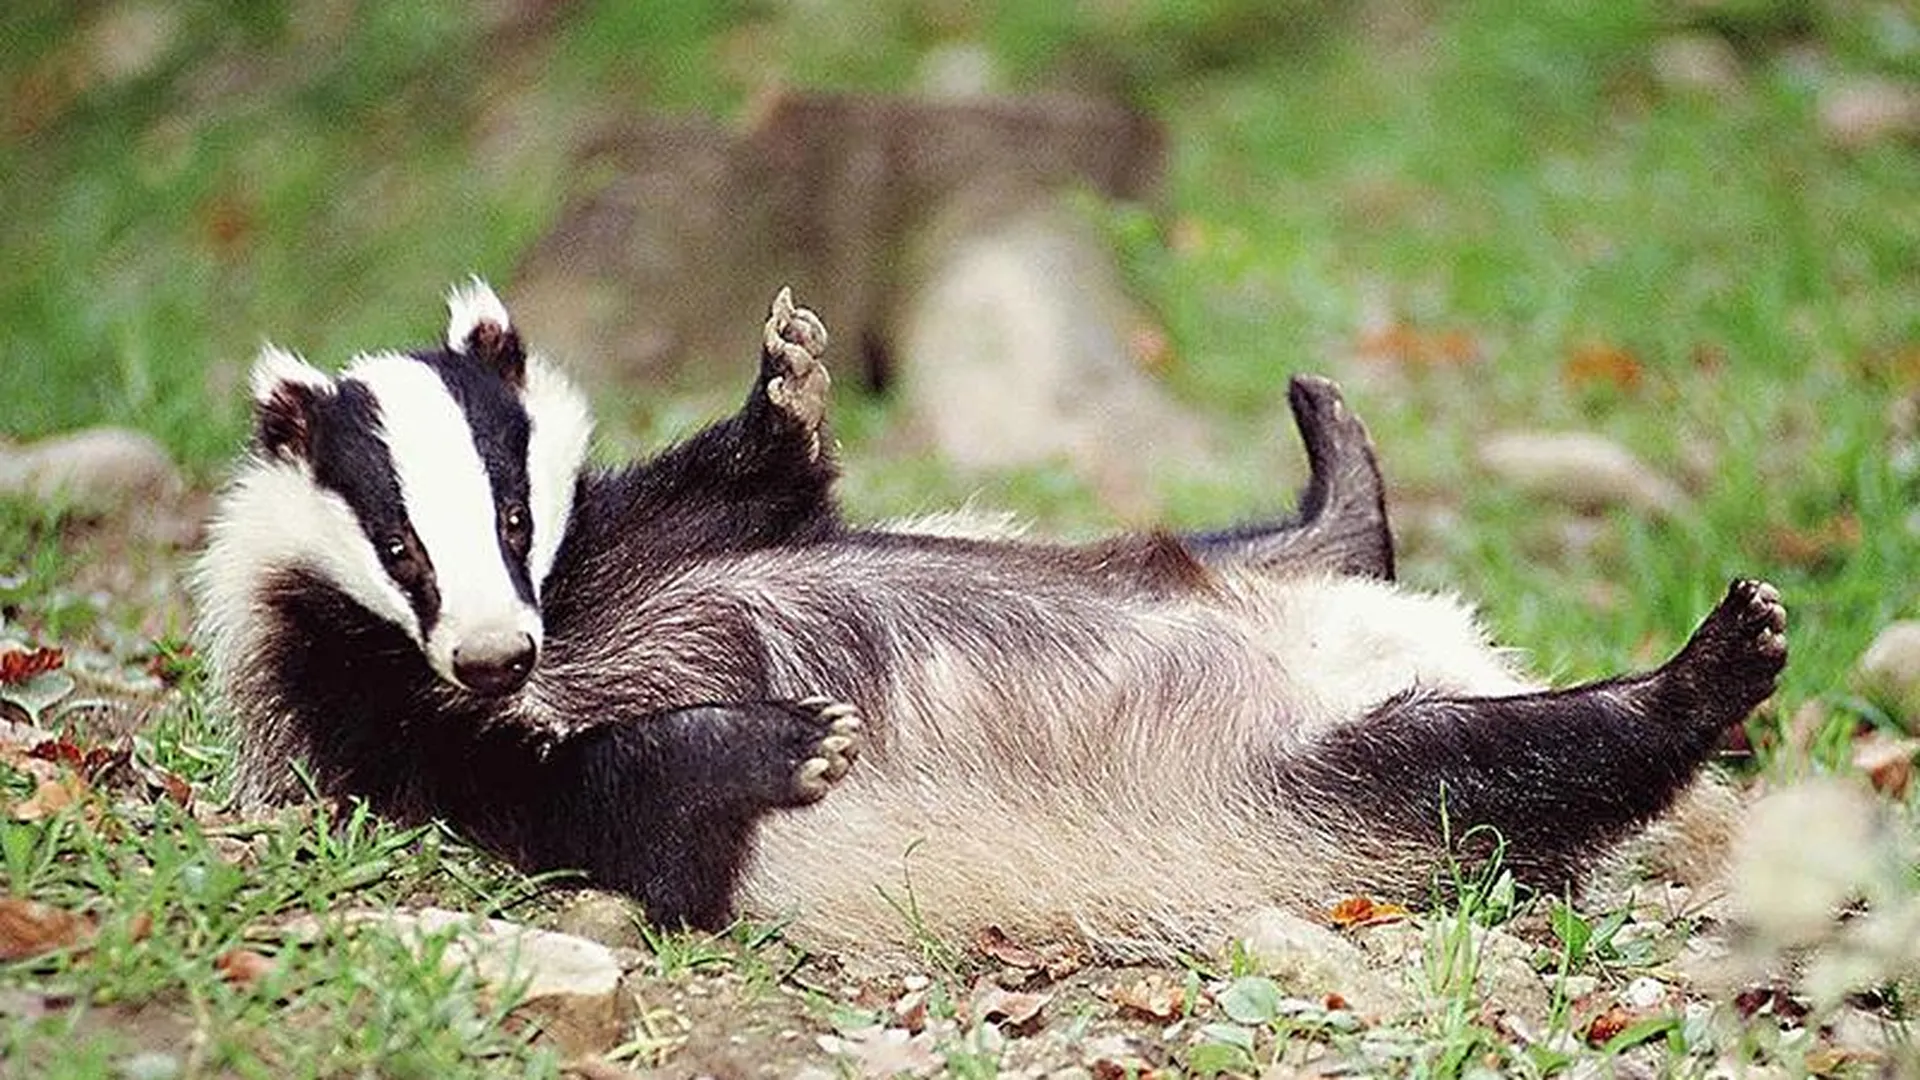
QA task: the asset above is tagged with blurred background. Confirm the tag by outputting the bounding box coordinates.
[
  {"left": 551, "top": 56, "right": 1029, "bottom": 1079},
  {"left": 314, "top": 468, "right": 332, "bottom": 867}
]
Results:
[{"left": 2, "top": 0, "right": 1918, "bottom": 746}]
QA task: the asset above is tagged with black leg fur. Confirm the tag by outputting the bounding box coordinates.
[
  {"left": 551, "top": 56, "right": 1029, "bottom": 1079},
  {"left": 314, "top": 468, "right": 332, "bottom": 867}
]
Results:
[
  {"left": 578, "top": 290, "right": 842, "bottom": 565},
  {"left": 527, "top": 699, "right": 862, "bottom": 930},
  {"left": 1185, "top": 375, "right": 1396, "bottom": 579},
  {"left": 1280, "top": 579, "right": 1785, "bottom": 896}
]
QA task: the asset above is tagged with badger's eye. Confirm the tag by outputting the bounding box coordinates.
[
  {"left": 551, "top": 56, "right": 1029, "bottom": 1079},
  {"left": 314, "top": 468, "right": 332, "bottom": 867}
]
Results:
[
  {"left": 500, "top": 501, "right": 532, "bottom": 555},
  {"left": 379, "top": 534, "right": 422, "bottom": 585}
]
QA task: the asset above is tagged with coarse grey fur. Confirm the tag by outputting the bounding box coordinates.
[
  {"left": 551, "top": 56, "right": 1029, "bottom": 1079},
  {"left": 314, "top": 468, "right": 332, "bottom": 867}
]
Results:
[{"left": 199, "top": 283, "right": 1787, "bottom": 958}]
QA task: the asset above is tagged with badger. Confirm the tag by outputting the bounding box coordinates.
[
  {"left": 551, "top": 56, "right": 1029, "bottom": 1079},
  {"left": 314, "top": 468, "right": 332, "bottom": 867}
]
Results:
[{"left": 195, "top": 281, "right": 1787, "bottom": 955}]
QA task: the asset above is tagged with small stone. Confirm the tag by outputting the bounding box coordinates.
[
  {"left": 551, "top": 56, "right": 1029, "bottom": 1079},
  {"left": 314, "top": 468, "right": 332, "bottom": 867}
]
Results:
[
  {"left": 551, "top": 891, "right": 647, "bottom": 951},
  {"left": 1477, "top": 431, "right": 1689, "bottom": 517},
  {"left": 1621, "top": 976, "right": 1667, "bottom": 1009},
  {"left": 1819, "top": 76, "right": 1920, "bottom": 150},
  {"left": 1651, "top": 34, "right": 1743, "bottom": 97},
  {"left": 280, "top": 907, "right": 631, "bottom": 1058},
  {"left": 0, "top": 427, "right": 183, "bottom": 518},
  {"left": 118, "top": 1051, "right": 181, "bottom": 1080},
  {"left": 1241, "top": 907, "right": 1414, "bottom": 1018},
  {"left": 1858, "top": 621, "right": 1920, "bottom": 725}
]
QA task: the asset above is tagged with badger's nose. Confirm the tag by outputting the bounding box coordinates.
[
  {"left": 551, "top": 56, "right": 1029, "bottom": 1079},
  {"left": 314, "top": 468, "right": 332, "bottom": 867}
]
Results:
[{"left": 452, "top": 631, "right": 536, "bottom": 695}]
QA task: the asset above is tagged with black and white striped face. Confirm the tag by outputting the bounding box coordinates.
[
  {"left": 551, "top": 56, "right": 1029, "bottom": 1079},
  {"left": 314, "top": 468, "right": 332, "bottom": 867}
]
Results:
[{"left": 203, "top": 281, "right": 592, "bottom": 696}]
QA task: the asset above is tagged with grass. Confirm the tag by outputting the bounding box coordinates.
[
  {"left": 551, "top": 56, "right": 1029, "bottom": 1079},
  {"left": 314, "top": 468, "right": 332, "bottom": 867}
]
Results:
[{"left": 3, "top": 0, "right": 1918, "bottom": 1074}]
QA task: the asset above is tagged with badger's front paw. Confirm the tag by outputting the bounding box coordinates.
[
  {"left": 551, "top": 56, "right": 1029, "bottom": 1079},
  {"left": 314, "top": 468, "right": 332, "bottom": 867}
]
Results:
[
  {"left": 791, "top": 695, "right": 862, "bottom": 803},
  {"left": 762, "top": 287, "right": 831, "bottom": 458}
]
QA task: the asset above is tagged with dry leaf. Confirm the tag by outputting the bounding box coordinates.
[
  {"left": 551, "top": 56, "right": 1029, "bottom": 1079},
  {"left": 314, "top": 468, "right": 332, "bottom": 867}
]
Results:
[
  {"left": 1112, "top": 976, "right": 1185, "bottom": 1022},
  {"left": 968, "top": 981, "right": 1049, "bottom": 1033},
  {"left": 0, "top": 648, "right": 64, "bottom": 686},
  {"left": 1563, "top": 342, "right": 1644, "bottom": 393},
  {"left": 975, "top": 925, "right": 1041, "bottom": 969},
  {"left": 1768, "top": 514, "right": 1861, "bottom": 569},
  {"left": 10, "top": 773, "right": 88, "bottom": 822},
  {"left": 0, "top": 897, "right": 95, "bottom": 960},
  {"left": 892, "top": 989, "right": 929, "bottom": 1034},
  {"left": 1327, "top": 896, "right": 1411, "bottom": 929},
  {"left": 214, "top": 948, "right": 275, "bottom": 987},
  {"left": 1356, "top": 323, "right": 1478, "bottom": 368},
  {"left": 1851, "top": 732, "right": 1918, "bottom": 799}
]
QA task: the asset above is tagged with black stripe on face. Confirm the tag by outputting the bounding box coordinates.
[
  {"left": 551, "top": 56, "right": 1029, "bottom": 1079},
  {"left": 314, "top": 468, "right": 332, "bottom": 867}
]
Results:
[
  {"left": 305, "top": 381, "right": 443, "bottom": 634},
  {"left": 413, "top": 348, "right": 537, "bottom": 605}
]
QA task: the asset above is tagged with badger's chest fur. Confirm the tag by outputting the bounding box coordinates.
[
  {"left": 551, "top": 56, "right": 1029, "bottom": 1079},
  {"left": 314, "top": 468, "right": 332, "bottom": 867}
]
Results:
[{"left": 196, "top": 282, "right": 1787, "bottom": 955}]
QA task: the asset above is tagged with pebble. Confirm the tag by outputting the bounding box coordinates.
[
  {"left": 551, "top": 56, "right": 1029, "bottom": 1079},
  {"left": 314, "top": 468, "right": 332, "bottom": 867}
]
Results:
[
  {"left": 1819, "top": 76, "right": 1920, "bottom": 150},
  {"left": 0, "top": 427, "right": 183, "bottom": 518},
  {"left": 1858, "top": 621, "right": 1920, "bottom": 724},
  {"left": 1477, "top": 431, "right": 1688, "bottom": 517}
]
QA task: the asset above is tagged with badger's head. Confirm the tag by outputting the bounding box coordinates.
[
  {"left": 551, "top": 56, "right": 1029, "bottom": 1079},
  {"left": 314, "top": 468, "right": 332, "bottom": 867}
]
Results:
[{"left": 197, "top": 280, "right": 593, "bottom": 698}]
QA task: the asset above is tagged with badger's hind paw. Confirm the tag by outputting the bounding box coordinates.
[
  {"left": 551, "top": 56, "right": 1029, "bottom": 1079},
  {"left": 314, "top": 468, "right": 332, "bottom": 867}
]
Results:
[
  {"left": 762, "top": 287, "right": 831, "bottom": 456},
  {"left": 1668, "top": 578, "right": 1787, "bottom": 729},
  {"left": 792, "top": 695, "right": 862, "bottom": 803}
]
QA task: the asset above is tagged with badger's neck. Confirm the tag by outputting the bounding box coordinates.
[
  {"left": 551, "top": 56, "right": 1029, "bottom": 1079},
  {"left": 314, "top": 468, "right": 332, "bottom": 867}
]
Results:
[{"left": 230, "top": 567, "right": 538, "bottom": 822}]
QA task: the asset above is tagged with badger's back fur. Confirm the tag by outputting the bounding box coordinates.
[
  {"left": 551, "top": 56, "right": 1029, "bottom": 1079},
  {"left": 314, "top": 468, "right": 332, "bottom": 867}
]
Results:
[{"left": 197, "top": 283, "right": 1787, "bottom": 957}]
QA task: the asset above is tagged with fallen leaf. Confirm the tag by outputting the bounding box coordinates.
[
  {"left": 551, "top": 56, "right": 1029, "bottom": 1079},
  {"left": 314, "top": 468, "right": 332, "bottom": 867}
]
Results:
[
  {"left": 1583, "top": 1003, "right": 1637, "bottom": 1044},
  {"left": 968, "top": 981, "right": 1049, "bottom": 1033},
  {"left": 0, "top": 897, "right": 95, "bottom": 960},
  {"left": 1564, "top": 342, "right": 1644, "bottom": 393},
  {"left": 0, "top": 648, "right": 64, "bottom": 686},
  {"left": 1731, "top": 984, "right": 1809, "bottom": 1025},
  {"left": 1356, "top": 322, "right": 1479, "bottom": 368},
  {"left": 975, "top": 925, "right": 1041, "bottom": 969},
  {"left": 1327, "top": 896, "right": 1411, "bottom": 929},
  {"left": 1768, "top": 514, "right": 1861, "bottom": 569},
  {"left": 214, "top": 948, "right": 275, "bottom": 987},
  {"left": 1112, "top": 975, "right": 1185, "bottom": 1022},
  {"left": 1852, "top": 732, "right": 1918, "bottom": 798},
  {"left": 10, "top": 773, "right": 88, "bottom": 821},
  {"left": 893, "top": 989, "right": 929, "bottom": 1034}
]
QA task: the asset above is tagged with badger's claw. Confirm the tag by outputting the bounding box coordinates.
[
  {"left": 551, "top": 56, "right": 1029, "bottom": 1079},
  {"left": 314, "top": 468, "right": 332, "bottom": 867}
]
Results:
[
  {"left": 762, "top": 287, "right": 832, "bottom": 458},
  {"left": 792, "top": 696, "right": 862, "bottom": 802}
]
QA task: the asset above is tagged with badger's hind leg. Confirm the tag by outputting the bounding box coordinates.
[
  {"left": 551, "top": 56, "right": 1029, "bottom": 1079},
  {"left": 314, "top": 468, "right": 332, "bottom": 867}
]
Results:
[
  {"left": 1186, "top": 375, "right": 1395, "bottom": 579},
  {"left": 1282, "top": 579, "right": 1785, "bottom": 898},
  {"left": 537, "top": 698, "right": 863, "bottom": 930}
]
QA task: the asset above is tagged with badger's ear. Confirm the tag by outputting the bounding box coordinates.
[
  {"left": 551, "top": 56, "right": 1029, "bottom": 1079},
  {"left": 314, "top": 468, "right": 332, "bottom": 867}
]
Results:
[
  {"left": 446, "top": 277, "right": 525, "bottom": 388},
  {"left": 250, "top": 345, "right": 331, "bottom": 462}
]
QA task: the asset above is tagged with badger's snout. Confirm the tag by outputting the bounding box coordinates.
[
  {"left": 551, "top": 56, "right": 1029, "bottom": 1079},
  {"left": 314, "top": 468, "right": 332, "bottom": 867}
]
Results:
[{"left": 452, "top": 630, "right": 536, "bottom": 695}]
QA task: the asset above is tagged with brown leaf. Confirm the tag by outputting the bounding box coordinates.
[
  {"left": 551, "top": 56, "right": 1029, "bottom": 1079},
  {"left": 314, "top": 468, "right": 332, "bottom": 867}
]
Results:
[
  {"left": 214, "top": 948, "right": 275, "bottom": 987},
  {"left": 1111, "top": 975, "right": 1185, "bottom": 1022},
  {"left": 0, "top": 648, "right": 64, "bottom": 686},
  {"left": 0, "top": 897, "right": 95, "bottom": 960},
  {"left": 975, "top": 925, "right": 1041, "bottom": 969},
  {"left": 1851, "top": 732, "right": 1918, "bottom": 799},
  {"left": 1582, "top": 1003, "right": 1648, "bottom": 1045},
  {"left": 10, "top": 773, "right": 88, "bottom": 822},
  {"left": 1327, "top": 895, "right": 1411, "bottom": 929},
  {"left": 968, "top": 981, "right": 1049, "bottom": 1034},
  {"left": 1768, "top": 514, "right": 1861, "bottom": 569},
  {"left": 892, "top": 989, "right": 929, "bottom": 1034},
  {"left": 1356, "top": 323, "right": 1479, "bottom": 368},
  {"left": 1563, "top": 342, "right": 1645, "bottom": 393}
]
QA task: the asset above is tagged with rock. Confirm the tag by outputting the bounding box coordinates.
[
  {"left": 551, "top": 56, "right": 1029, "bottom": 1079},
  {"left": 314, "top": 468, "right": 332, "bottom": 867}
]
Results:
[
  {"left": 893, "top": 202, "right": 1210, "bottom": 515},
  {"left": 551, "top": 891, "right": 647, "bottom": 951},
  {"left": 1819, "top": 76, "right": 1920, "bottom": 150},
  {"left": 1727, "top": 782, "right": 1881, "bottom": 949},
  {"left": 284, "top": 907, "right": 631, "bottom": 1057},
  {"left": 1477, "top": 431, "right": 1689, "bottom": 517},
  {"left": 0, "top": 427, "right": 183, "bottom": 518},
  {"left": 1857, "top": 620, "right": 1920, "bottom": 724},
  {"left": 1651, "top": 34, "right": 1743, "bottom": 97},
  {"left": 1236, "top": 907, "right": 1414, "bottom": 1018}
]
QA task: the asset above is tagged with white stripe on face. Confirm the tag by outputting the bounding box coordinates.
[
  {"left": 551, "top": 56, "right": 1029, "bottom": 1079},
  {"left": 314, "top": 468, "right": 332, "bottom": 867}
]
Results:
[
  {"left": 522, "top": 354, "right": 593, "bottom": 596},
  {"left": 345, "top": 351, "right": 543, "bottom": 687}
]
